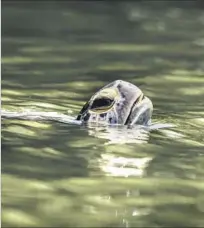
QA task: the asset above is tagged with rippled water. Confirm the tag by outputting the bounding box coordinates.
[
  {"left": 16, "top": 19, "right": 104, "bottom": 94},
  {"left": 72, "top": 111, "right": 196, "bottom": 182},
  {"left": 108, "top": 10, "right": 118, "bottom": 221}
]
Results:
[{"left": 2, "top": 2, "right": 204, "bottom": 227}]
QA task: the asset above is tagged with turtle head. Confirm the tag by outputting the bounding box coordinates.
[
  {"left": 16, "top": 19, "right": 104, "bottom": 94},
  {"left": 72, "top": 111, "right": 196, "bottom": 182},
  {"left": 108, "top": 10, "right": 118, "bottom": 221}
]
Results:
[{"left": 76, "top": 80, "right": 153, "bottom": 126}]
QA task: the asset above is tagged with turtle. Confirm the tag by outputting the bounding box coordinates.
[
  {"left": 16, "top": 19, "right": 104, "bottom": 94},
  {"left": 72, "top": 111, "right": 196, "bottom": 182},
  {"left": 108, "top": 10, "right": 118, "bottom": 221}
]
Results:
[
  {"left": 76, "top": 80, "right": 153, "bottom": 126},
  {"left": 1, "top": 80, "right": 174, "bottom": 132}
]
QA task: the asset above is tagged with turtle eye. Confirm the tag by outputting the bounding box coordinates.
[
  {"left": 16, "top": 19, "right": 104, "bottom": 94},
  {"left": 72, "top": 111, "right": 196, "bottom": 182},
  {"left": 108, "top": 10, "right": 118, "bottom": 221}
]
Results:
[{"left": 90, "top": 97, "right": 114, "bottom": 112}]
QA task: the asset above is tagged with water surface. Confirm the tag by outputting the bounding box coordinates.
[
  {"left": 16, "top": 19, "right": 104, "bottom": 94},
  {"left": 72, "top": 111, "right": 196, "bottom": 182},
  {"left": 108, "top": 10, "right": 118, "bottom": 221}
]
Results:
[{"left": 2, "top": 2, "right": 204, "bottom": 227}]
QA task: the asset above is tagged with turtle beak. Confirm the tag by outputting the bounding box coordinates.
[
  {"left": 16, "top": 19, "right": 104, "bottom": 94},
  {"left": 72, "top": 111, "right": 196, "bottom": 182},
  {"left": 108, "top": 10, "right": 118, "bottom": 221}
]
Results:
[
  {"left": 125, "top": 94, "right": 153, "bottom": 125},
  {"left": 124, "top": 92, "right": 144, "bottom": 125}
]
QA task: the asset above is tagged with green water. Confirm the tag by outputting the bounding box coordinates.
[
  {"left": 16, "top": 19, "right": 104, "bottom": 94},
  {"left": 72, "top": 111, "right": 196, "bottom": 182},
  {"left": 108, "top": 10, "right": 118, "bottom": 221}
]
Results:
[{"left": 2, "top": 2, "right": 204, "bottom": 227}]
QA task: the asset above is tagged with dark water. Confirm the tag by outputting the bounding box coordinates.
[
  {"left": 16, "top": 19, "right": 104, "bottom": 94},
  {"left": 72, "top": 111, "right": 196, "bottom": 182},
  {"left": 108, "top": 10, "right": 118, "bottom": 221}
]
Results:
[{"left": 2, "top": 1, "right": 204, "bottom": 227}]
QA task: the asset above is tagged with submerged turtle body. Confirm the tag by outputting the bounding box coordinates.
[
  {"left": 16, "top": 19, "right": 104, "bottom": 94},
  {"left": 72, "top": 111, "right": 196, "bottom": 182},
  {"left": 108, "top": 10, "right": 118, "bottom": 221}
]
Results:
[{"left": 77, "top": 80, "right": 153, "bottom": 126}]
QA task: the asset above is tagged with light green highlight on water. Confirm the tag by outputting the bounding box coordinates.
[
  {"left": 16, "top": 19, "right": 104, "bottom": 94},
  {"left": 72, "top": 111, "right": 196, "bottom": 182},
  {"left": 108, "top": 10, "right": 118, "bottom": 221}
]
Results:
[{"left": 2, "top": 1, "right": 204, "bottom": 227}]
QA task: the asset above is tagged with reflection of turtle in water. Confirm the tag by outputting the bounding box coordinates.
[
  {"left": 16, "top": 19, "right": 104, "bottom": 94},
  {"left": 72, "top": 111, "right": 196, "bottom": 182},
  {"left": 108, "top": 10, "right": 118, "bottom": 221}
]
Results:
[{"left": 77, "top": 80, "right": 153, "bottom": 126}]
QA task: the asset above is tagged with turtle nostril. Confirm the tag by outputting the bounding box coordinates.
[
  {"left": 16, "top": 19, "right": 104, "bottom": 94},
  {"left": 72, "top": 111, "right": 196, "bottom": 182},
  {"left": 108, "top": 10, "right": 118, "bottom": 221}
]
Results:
[
  {"left": 83, "top": 113, "right": 90, "bottom": 122},
  {"left": 100, "top": 113, "right": 106, "bottom": 118}
]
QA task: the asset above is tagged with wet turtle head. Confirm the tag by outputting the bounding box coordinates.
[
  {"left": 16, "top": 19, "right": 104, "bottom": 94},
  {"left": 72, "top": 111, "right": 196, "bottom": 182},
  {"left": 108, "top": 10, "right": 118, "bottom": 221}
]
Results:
[{"left": 76, "top": 80, "right": 153, "bottom": 125}]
